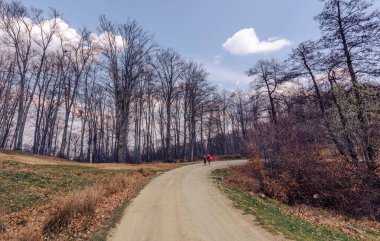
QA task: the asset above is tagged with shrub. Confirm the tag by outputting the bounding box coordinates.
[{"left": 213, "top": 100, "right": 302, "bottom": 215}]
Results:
[
  {"left": 43, "top": 193, "right": 77, "bottom": 234},
  {"left": 225, "top": 165, "right": 261, "bottom": 192},
  {"left": 214, "top": 154, "right": 243, "bottom": 160},
  {"left": 17, "top": 225, "right": 42, "bottom": 241},
  {"left": 79, "top": 188, "right": 101, "bottom": 218},
  {"left": 43, "top": 187, "right": 101, "bottom": 234},
  {"left": 138, "top": 168, "right": 154, "bottom": 177},
  {"left": 0, "top": 207, "right": 5, "bottom": 232},
  {"left": 104, "top": 174, "right": 129, "bottom": 197},
  {"left": 233, "top": 116, "right": 380, "bottom": 221},
  {"left": 235, "top": 146, "right": 380, "bottom": 220}
]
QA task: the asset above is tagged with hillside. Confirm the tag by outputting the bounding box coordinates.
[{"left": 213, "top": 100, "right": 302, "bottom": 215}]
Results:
[{"left": 0, "top": 150, "right": 183, "bottom": 240}]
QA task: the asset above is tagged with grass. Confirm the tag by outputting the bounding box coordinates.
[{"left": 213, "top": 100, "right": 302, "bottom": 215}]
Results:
[
  {"left": 0, "top": 149, "right": 186, "bottom": 213},
  {"left": 43, "top": 187, "right": 102, "bottom": 235},
  {"left": 89, "top": 173, "right": 152, "bottom": 241},
  {"left": 89, "top": 199, "right": 131, "bottom": 241},
  {"left": 0, "top": 160, "right": 129, "bottom": 213},
  {"left": 0, "top": 149, "right": 184, "bottom": 171},
  {"left": 89, "top": 183, "right": 147, "bottom": 241},
  {"left": 0, "top": 150, "right": 184, "bottom": 240},
  {"left": 212, "top": 169, "right": 360, "bottom": 241},
  {"left": 0, "top": 149, "right": 185, "bottom": 213},
  {"left": 354, "top": 225, "right": 380, "bottom": 239},
  {"left": 43, "top": 173, "right": 142, "bottom": 235},
  {"left": 0, "top": 207, "right": 5, "bottom": 232},
  {"left": 16, "top": 224, "right": 42, "bottom": 241}
]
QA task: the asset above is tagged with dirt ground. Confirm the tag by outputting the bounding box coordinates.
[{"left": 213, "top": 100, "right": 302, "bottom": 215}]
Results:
[{"left": 108, "top": 160, "right": 284, "bottom": 241}]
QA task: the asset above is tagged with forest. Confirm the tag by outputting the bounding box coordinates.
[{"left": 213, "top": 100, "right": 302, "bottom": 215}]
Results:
[
  {"left": 224, "top": 0, "right": 380, "bottom": 221},
  {"left": 0, "top": 0, "right": 251, "bottom": 164},
  {"left": 0, "top": 0, "right": 378, "bottom": 174},
  {"left": 0, "top": 1, "right": 379, "bottom": 240}
]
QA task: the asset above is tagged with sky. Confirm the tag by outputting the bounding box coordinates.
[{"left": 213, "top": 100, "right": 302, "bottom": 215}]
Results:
[{"left": 19, "top": 0, "right": 378, "bottom": 90}]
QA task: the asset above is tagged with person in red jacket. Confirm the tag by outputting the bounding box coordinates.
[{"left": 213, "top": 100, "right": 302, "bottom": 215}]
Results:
[{"left": 206, "top": 154, "right": 213, "bottom": 166}]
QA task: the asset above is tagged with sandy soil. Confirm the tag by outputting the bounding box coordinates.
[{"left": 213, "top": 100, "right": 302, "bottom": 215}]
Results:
[{"left": 108, "top": 160, "right": 283, "bottom": 241}]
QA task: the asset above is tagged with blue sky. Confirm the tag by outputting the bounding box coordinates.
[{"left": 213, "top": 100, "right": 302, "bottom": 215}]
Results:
[{"left": 20, "top": 0, "right": 378, "bottom": 90}]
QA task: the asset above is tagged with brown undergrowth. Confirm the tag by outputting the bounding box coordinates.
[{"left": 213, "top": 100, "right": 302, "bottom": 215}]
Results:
[
  {"left": 0, "top": 150, "right": 183, "bottom": 241},
  {"left": 1, "top": 172, "right": 151, "bottom": 240},
  {"left": 214, "top": 154, "right": 243, "bottom": 160},
  {"left": 0, "top": 207, "right": 5, "bottom": 233},
  {"left": 223, "top": 159, "right": 380, "bottom": 240}
]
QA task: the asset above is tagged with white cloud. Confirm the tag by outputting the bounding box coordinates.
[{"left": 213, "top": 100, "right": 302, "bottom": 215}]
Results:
[
  {"left": 95, "top": 32, "right": 125, "bottom": 50},
  {"left": 222, "top": 28, "right": 290, "bottom": 55},
  {"left": 0, "top": 15, "right": 126, "bottom": 60}
]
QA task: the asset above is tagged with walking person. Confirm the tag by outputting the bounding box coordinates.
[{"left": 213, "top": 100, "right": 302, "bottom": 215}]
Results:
[
  {"left": 206, "top": 153, "right": 213, "bottom": 166},
  {"left": 203, "top": 154, "right": 207, "bottom": 166}
]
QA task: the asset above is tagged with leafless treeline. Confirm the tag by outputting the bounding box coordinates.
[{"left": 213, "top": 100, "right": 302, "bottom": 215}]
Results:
[
  {"left": 243, "top": 0, "right": 380, "bottom": 173},
  {"left": 0, "top": 1, "right": 250, "bottom": 163},
  {"left": 0, "top": 0, "right": 379, "bottom": 168}
]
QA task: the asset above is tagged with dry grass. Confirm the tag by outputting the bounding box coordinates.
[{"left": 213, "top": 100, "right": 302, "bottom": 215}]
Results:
[
  {"left": 0, "top": 150, "right": 183, "bottom": 214},
  {"left": 17, "top": 224, "right": 42, "bottom": 241},
  {"left": 43, "top": 196, "right": 76, "bottom": 234},
  {"left": 0, "top": 150, "right": 183, "bottom": 240},
  {"left": 137, "top": 167, "right": 154, "bottom": 177},
  {"left": 0, "top": 207, "right": 5, "bottom": 232},
  {"left": 104, "top": 174, "right": 129, "bottom": 197},
  {"left": 43, "top": 174, "right": 134, "bottom": 235},
  {"left": 214, "top": 154, "right": 243, "bottom": 160},
  {"left": 43, "top": 187, "right": 101, "bottom": 234},
  {"left": 0, "top": 149, "right": 185, "bottom": 171},
  {"left": 80, "top": 188, "right": 102, "bottom": 218}
]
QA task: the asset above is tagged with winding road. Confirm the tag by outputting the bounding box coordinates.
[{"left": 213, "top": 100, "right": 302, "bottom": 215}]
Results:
[{"left": 108, "top": 160, "right": 282, "bottom": 241}]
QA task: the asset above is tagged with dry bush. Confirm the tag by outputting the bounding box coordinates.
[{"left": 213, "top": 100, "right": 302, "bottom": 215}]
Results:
[
  {"left": 138, "top": 168, "right": 154, "bottom": 177},
  {"left": 215, "top": 154, "right": 243, "bottom": 161},
  {"left": 225, "top": 165, "right": 260, "bottom": 192},
  {"left": 254, "top": 156, "right": 380, "bottom": 220},
  {"left": 0, "top": 207, "right": 5, "bottom": 232},
  {"left": 17, "top": 225, "right": 42, "bottom": 241},
  {"left": 237, "top": 117, "right": 380, "bottom": 221},
  {"left": 43, "top": 187, "right": 101, "bottom": 234},
  {"left": 43, "top": 194, "right": 77, "bottom": 234},
  {"left": 43, "top": 173, "right": 143, "bottom": 235},
  {"left": 104, "top": 174, "right": 129, "bottom": 197}
]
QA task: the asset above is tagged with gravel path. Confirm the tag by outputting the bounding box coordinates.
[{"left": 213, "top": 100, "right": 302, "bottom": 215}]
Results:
[{"left": 108, "top": 160, "right": 281, "bottom": 241}]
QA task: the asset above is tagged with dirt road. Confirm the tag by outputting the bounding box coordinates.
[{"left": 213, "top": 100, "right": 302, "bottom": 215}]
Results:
[{"left": 108, "top": 160, "right": 281, "bottom": 241}]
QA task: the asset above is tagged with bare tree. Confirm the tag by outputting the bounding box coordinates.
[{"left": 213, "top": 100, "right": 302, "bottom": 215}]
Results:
[
  {"left": 99, "top": 16, "right": 155, "bottom": 163},
  {"left": 247, "top": 59, "right": 285, "bottom": 124},
  {"left": 152, "top": 48, "right": 184, "bottom": 162},
  {"left": 58, "top": 29, "right": 94, "bottom": 157},
  {"left": 181, "top": 61, "right": 213, "bottom": 160},
  {"left": 316, "top": 0, "right": 380, "bottom": 170},
  {"left": 289, "top": 41, "right": 359, "bottom": 163}
]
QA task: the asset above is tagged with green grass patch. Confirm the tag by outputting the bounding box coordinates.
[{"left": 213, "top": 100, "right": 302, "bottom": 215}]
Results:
[
  {"left": 212, "top": 169, "right": 359, "bottom": 241},
  {"left": 0, "top": 160, "right": 129, "bottom": 212}
]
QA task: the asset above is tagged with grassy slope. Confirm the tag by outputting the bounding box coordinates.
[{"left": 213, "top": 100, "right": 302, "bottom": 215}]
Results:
[
  {"left": 212, "top": 169, "right": 366, "bottom": 241},
  {"left": 0, "top": 160, "right": 128, "bottom": 212},
  {"left": 0, "top": 149, "right": 182, "bottom": 171},
  {"left": 0, "top": 150, "right": 183, "bottom": 213},
  {"left": 0, "top": 150, "right": 185, "bottom": 240}
]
